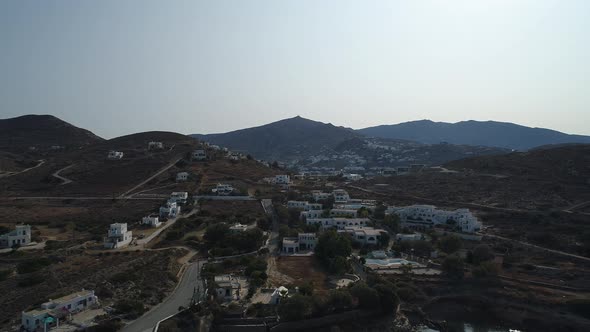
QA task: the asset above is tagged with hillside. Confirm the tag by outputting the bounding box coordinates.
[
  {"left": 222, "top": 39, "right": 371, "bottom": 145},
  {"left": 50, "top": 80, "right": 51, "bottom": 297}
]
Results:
[
  {"left": 358, "top": 120, "right": 590, "bottom": 151},
  {"left": 192, "top": 116, "right": 359, "bottom": 162},
  {"left": 0, "top": 114, "right": 103, "bottom": 151}
]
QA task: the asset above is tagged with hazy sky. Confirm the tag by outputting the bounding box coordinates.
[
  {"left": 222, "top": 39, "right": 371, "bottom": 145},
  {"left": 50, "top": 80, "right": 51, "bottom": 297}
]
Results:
[{"left": 1, "top": 0, "right": 589, "bottom": 138}]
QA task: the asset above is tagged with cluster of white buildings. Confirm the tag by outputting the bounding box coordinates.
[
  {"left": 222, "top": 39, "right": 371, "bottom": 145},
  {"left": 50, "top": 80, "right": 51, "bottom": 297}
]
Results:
[
  {"left": 387, "top": 205, "right": 482, "bottom": 234},
  {"left": 107, "top": 150, "right": 124, "bottom": 160},
  {"left": 0, "top": 224, "right": 31, "bottom": 248},
  {"left": 21, "top": 290, "right": 99, "bottom": 332},
  {"left": 103, "top": 223, "right": 132, "bottom": 249}
]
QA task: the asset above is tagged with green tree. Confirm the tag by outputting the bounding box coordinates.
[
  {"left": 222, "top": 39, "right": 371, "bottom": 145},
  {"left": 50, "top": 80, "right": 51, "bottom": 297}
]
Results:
[
  {"left": 438, "top": 235, "right": 463, "bottom": 254},
  {"left": 374, "top": 283, "right": 400, "bottom": 314},
  {"left": 350, "top": 283, "right": 380, "bottom": 310},
  {"left": 327, "top": 289, "right": 352, "bottom": 311},
  {"left": 278, "top": 294, "right": 312, "bottom": 321},
  {"left": 203, "top": 223, "right": 230, "bottom": 245},
  {"left": 315, "top": 231, "right": 352, "bottom": 273},
  {"left": 378, "top": 232, "right": 390, "bottom": 248},
  {"left": 383, "top": 214, "right": 400, "bottom": 233},
  {"left": 473, "top": 261, "right": 499, "bottom": 278},
  {"left": 472, "top": 244, "right": 494, "bottom": 264},
  {"left": 442, "top": 254, "right": 464, "bottom": 279}
]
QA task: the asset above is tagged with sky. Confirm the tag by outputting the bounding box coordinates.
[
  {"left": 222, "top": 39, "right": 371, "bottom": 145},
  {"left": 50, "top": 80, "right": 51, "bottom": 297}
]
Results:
[{"left": 0, "top": 0, "right": 589, "bottom": 139}]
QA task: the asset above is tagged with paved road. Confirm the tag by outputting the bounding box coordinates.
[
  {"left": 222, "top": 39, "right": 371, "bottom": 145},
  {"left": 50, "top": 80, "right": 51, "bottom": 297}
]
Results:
[
  {"left": 0, "top": 196, "right": 165, "bottom": 201},
  {"left": 122, "top": 260, "right": 206, "bottom": 332}
]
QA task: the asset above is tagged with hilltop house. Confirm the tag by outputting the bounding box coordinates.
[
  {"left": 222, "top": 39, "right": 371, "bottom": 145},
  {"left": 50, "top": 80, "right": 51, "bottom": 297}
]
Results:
[
  {"left": 192, "top": 149, "right": 207, "bottom": 161},
  {"left": 176, "top": 172, "right": 189, "bottom": 182},
  {"left": 388, "top": 205, "right": 482, "bottom": 233},
  {"left": 104, "top": 223, "right": 132, "bottom": 249},
  {"left": 148, "top": 141, "right": 163, "bottom": 150},
  {"left": 212, "top": 183, "right": 234, "bottom": 196},
  {"left": 214, "top": 275, "right": 242, "bottom": 302},
  {"left": 0, "top": 224, "right": 31, "bottom": 248},
  {"left": 160, "top": 200, "right": 181, "bottom": 218},
  {"left": 21, "top": 289, "right": 99, "bottom": 332},
  {"left": 107, "top": 151, "right": 124, "bottom": 160},
  {"left": 141, "top": 215, "right": 161, "bottom": 228}
]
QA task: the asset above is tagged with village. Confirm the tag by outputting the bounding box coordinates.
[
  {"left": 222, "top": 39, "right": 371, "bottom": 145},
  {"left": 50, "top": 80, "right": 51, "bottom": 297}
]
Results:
[{"left": 0, "top": 139, "right": 507, "bottom": 332}]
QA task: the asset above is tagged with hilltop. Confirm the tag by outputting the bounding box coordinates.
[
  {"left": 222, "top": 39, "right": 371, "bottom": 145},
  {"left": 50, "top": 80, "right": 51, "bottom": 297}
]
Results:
[
  {"left": 358, "top": 120, "right": 590, "bottom": 151},
  {"left": 0, "top": 114, "right": 103, "bottom": 151},
  {"left": 192, "top": 116, "right": 358, "bottom": 162}
]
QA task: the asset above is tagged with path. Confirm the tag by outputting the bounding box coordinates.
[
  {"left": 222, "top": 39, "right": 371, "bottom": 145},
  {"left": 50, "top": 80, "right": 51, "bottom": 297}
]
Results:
[
  {"left": 52, "top": 164, "right": 75, "bottom": 185},
  {"left": 0, "top": 159, "right": 45, "bottom": 178},
  {"left": 0, "top": 241, "right": 46, "bottom": 254},
  {"left": 484, "top": 233, "right": 590, "bottom": 263},
  {"left": 135, "top": 206, "right": 199, "bottom": 247},
  {"left": 119, "top": 156, "right": 183, "bottom": 198},
  {"left": 121, "top": 259, "right": 206, "bottom": 332}
]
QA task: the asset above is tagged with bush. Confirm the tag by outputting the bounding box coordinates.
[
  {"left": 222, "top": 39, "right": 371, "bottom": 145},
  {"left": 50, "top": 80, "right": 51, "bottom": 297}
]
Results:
[
  {"left": 473, "top": 261, "right": 499, "bottom": 278},
  {"left": 350, "top": 283, "right": 380, "bottom": 310},
  {"left": 472, "top": 244, "right": 494, "bottom": 264},
  {"left": 442, "top": 254, "right": 464, "bottom": 279},
  {"left": 438, "top": 235, "right": 463, "bottom": 254},
  {"left": 113, "top": 300, "right": 146, "bottom": 319},
  {"left": 278, "top": 294, "right": 312, "bottom": 321},
  {"left": 0, "top": 269, "right": 11, "bottom": 281},
  {"left": 17, "top": 257, "right": 52, "bottom": 274},
  {"left": 327, "top": 289, "right": 352, "bottom": 311},
  {"left": 18, "top": 273, "right": 44, "bottom": 287}
]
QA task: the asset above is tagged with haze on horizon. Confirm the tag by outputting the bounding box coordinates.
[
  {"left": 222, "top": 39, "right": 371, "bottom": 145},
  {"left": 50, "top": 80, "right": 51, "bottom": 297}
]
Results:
[{"left": 1, "top": 0, "right": 589, "bottom": 139}]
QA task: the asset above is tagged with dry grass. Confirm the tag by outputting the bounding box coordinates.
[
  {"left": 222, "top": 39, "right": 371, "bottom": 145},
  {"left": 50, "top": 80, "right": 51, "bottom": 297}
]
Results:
[{"left": 274, "top": 256, "right": 330, "bottom": 295}]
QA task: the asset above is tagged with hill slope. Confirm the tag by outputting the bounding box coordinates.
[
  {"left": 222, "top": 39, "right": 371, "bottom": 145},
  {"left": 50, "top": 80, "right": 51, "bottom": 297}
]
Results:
[
  {"left": 192, "top": 116, "right": 359, "bottom": 162},
  {"left": 358, "top": 120, "right": 590, "bottom": 151},
  {"left": 0, "top": 114, "right": 103, "bottom": 151}
]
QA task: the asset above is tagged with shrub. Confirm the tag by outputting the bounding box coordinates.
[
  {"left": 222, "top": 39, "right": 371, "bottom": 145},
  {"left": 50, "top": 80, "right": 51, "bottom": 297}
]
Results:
[
  {"left": 113, "top": 300, "right": 146, "bottom": 319},
  {"left": 278, "top": 294, "right": 312, "bottom": 321},
  {"left": 18, "top": 273, "right": 44, "bottom": 287},
  {"left": 17, "top": 257, "right": 52, "bottom": 274},
  {"left": 442, "top": 254, "right": 464, "bottom": 279}
]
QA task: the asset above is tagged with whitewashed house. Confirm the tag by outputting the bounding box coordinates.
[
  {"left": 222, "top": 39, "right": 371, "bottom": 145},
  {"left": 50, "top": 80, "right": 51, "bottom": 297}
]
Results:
[
  {"left": 338, "top": 227, "right": 385, "bottom": 246},
  {"left": 148, "top": 141, "right": 163, "bottom": 150},
  {"left": 395, "top": 233, "right": 422, "bottom": 242},
  {"left": 107, "top": 151, "right": 124, "bottom": 160},
  {"left": 192, "top": 149, "right": 207, "bottom": 161},
  {"left": 298, "top": 233, "right": 317, "bottom": 250},
  {"left": 21, "top": 290, "right": 99, "bottom": 332},
  {"left": 212, "top": 183, "right": 234, "bottom": 196},
  {"left": 214, "top": 275, "right": 241, "bottom": 302},
  {"left": 287, "top": 201, "right": 308, "bottom": 209},
  {"left": 104, "top": 223, "right": 132, "bottom": 249},
  {"left": 274, "top": 175, "right": 290, "bottom": 185},
  {"left": 160, "top": 200, "right": 181, "bottom": 218},
  {"left": 176, "top": 172, "right": 189, "bottom": 182},
  {"left": 169, "top": 192, "right": 189, "bottom": 204},
  {"left": 311, "top": 190, "right": 332, "bottom": 202},
  {"left": 333, "top": 189, "right": 350, "bottom": 203},
  {"left": 141, "top": 215, "right": 161, "bottom": 228},
  {"left": 306, "top": 218, "right": 369, "bottom": 230},
  {"left": 329, "top": 209, "right": 358, "bottom": 218},
  {"left": 300, "top": 210, "right": 323, "bottom": 219},
  {"left": 0, "top": 224, "right": 31, "bottom": 248},
  {"left": 281, "top": 237, "right": 299, "bottom": 254}
]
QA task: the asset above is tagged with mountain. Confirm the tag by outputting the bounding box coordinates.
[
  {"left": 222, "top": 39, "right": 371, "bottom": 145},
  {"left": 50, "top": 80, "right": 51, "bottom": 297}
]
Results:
[
  {"left": 192, "top": 116, "right": 359, "bottom": 162},
  {"left": 0, "top": 114, "right": 103, "bottom": 151},
  {"left": 357, "top": 120, "right": 590, "bottom": 151}
]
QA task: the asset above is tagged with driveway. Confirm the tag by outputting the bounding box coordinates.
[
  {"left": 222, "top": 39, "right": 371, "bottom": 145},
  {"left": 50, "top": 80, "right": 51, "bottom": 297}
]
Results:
[{"left": 121, "top": 260, "right": 206, "bottom": 332}]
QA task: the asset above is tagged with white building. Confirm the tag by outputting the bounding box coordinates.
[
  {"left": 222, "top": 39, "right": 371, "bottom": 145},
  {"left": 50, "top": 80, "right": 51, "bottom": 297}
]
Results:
[
  {"left": 214, "top": 275, "right": 241, "bottom": 302},
  {"left": 343, "top": 173, "right": 363, "bottom": 181},
  {"left": 306, "top": 218, "right": 369, "bottom": 230},
  {"left": 274, "top": 175, "right": 291, "bottom": 184},
  {"left": 160, "top": 200, "right": 181, "bottom": 218},
  {"left": 141, "top": 215, "right": 161, "bottom": 228},
  {"left": 229, "top": 223, "right": 248, "bottom": 233},
  {"left": 311, "top": 190, "right": 332, "bottom": 202},
  {"left": 169, "top": 192, "right": 189, "bottom": 204},
  {"left": 395, "top": 233, "right": 422, "bottom": 242},
  {"left": 333, "top": 189, "right": 350, "bottom": 203},
  {"left": 104, "top": 223, "right": 132, "bottom": 249},
  {"left": 148, "top": 141, "right": 163, "bottom": 150},
  {"left": 107, "top": 151, "right": 124, "bottom": 160},
  {"left": 287, "top": 201, "right": 323, "bottom": 211},
  {"left": 176, "top": 172, "right": 189, "bottom": 182},
  {"left": 300, "top": 210, "right": 323, "bottom": 219},
  {"left": 192, "top": 149, "right": 207, "bottom": 161},
  {"left": 329, "top": 209, "right": 358, "bottom": 218},
  {"left": 298, "top": 233, "right": 317, "bottom": 250},
  {"left": 212, "top": 183, "right": 234, "bottom": 196},
  {"left": 388, "top": 205, "right": 482, "bottom": 234},
  {"left": 21, "top": 290, "right": 99, "bottom": 332},
  {"left": 281, "top": 237, "right": 299, "bottom": 254},
  {"left": 338, "top": 227, "right": 385, "bottom": 246},
  {"left": 0, "top": 224, "right": 31, "bottom": 248}
]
